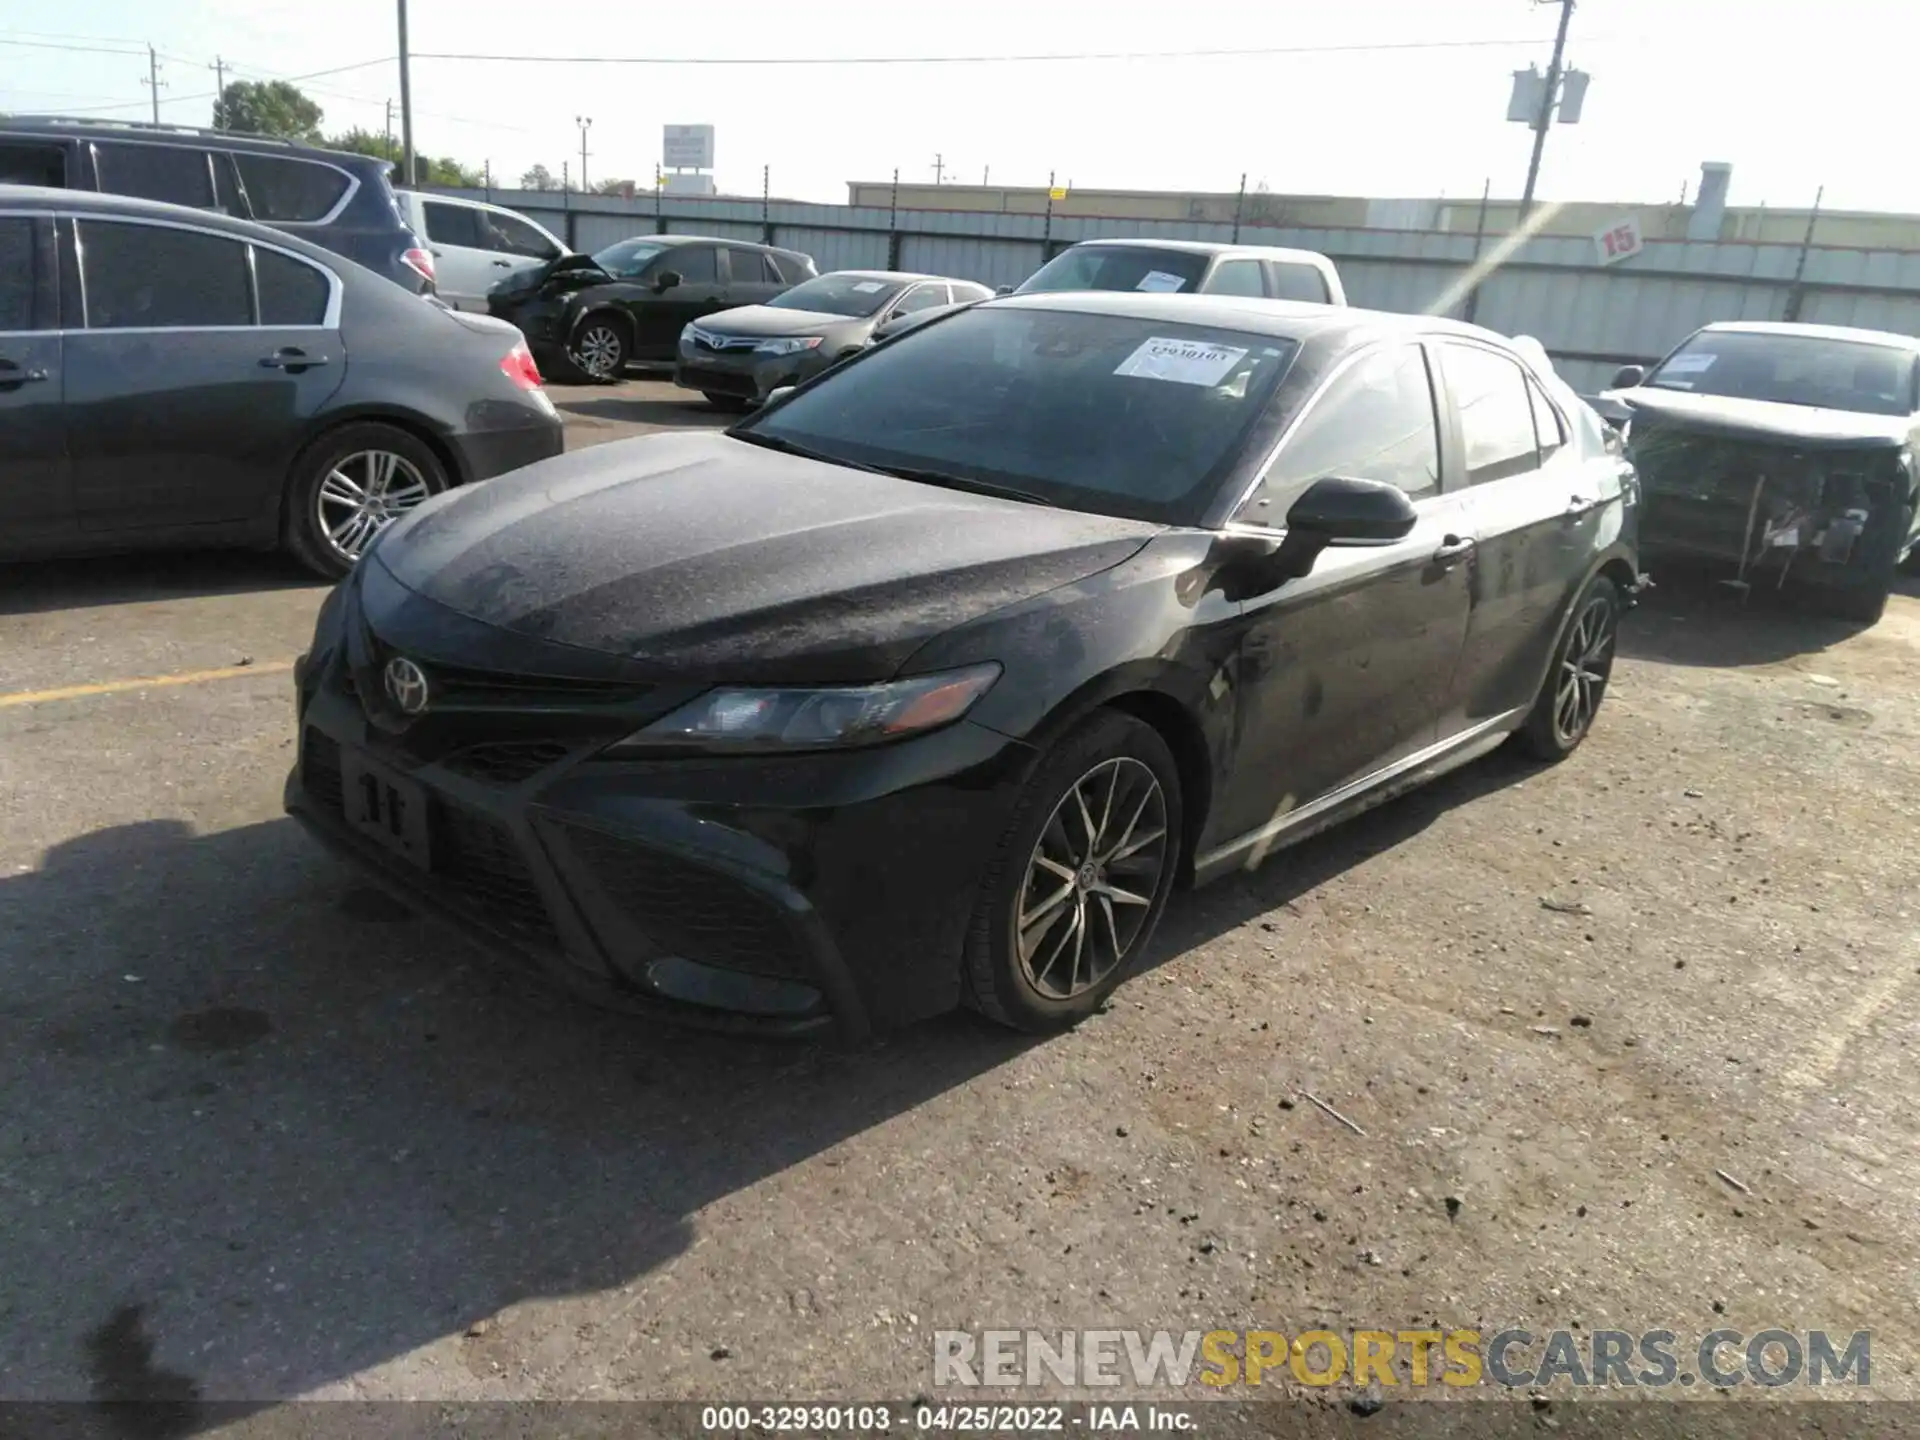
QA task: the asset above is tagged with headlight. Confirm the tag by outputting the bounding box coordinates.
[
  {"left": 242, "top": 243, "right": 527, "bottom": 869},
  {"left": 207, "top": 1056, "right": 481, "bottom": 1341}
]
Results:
[
  {"left": 755, "top": 336, "right": 824, "bottom": 356},
  {"left": 606, "top": 664, "right": 1001, "bottom": 754}
]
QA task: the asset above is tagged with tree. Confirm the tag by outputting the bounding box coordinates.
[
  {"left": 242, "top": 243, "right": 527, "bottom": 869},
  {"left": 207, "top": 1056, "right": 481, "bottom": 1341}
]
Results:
[
  {"left": 421, "top": 156, "right": 483, "bottom": 188},
  {"left": 326, "top": 126, "right": 398, "bottom": 164},
  {"left": 520, "top": 164, "right": 560, "bottom": 192},
  {"left": 213, "top": 80, "right": 323, "bottom": 141}
]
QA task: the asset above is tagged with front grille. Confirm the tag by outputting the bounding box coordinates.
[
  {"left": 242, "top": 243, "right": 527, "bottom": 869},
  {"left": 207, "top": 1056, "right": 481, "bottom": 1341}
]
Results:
[
  {"left": 443, "top": 740, "right": 575, "bottom": 784},
  {"left": 361, "top": 632, "right": 648, "bottom": 713},
  {"left": 302, "top": 728, "right": 344, "bottom": 812},
  {"left": 436, "top": 803, "right": 561, "bottom": 950},
  {"left": 564, "top": 825, "right": 808, "bottom": 981}
]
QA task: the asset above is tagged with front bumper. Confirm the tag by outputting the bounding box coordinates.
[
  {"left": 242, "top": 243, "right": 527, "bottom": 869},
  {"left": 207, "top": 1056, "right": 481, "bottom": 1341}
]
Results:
[
  {"left": 285, "top": 642, "right": 1031, "bottom": 1040},
  {"left": 672, "top": 340, "right": 830, "bottom": 401}
]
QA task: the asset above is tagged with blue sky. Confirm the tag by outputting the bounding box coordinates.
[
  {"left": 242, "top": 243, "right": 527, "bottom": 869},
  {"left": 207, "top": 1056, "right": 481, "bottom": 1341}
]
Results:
[{"left": 3, "top": 0, "right": 1914, "bottom": 214}]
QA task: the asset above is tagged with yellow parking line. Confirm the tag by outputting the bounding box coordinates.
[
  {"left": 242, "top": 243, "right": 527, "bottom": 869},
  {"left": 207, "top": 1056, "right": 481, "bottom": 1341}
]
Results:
[{"left": 0, "top": 659, "right": 296, "bottom": 709}]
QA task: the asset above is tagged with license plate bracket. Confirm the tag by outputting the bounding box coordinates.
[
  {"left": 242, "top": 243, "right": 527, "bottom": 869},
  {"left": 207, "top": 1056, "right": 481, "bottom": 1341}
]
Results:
[{"left": 339, "top": 749, "right": 432, "bottom": 869}]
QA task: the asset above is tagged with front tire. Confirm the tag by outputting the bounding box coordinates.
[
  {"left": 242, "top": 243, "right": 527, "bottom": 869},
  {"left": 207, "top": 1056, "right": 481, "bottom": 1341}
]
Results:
[
  {"left": 963, "top": 711, "right": 1183, "bottom": 1033},
  {"left": 283, "top": 422, "right": 448, "bottom": 579},
  {"left": 1810, "top": 502, "right": 1908, "bottom": 625},
  {"left": 561, "top": 313, "right": 629, "bottom": 384},
  {"left": 1515, "top": 575, "right": 1620, "bottom": 761},
  {"left": 703, "top": 392, "right": 753, "bottom": 413}
]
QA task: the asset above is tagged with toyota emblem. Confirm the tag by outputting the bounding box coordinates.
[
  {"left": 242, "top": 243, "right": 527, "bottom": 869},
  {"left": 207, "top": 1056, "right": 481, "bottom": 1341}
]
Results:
[{"left": 383, "top": 656, "right": 431, "bottom": 715}]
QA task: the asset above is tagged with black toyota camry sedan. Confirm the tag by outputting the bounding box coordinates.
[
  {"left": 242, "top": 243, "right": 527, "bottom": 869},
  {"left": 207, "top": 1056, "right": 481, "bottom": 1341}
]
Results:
[{"left": 287, "top": 293, "right": 1640, "bottom": 1039}]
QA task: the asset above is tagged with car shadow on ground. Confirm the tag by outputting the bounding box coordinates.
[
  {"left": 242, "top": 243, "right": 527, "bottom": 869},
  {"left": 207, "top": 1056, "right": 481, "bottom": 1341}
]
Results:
[
  {"left": 0, "top": 815, "right": 1033, "bottom": 1418},
  {"left": 0, "top": 550, "right": 320, "bottom": 618},
  {"left": 1614, "top": 559, "right": 1905, "bottom": 669}
]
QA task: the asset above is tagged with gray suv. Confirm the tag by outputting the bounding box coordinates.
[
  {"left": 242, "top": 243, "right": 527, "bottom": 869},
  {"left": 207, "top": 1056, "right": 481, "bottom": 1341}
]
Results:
[{"left": 0, "top": 116, "right": 434, "bottom": 295}]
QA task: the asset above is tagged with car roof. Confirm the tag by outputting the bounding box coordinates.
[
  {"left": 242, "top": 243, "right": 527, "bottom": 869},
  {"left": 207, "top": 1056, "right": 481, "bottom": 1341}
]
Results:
[
  {"left": 0, "top": 114, "right": 390, "bottom": 170},
  {"left": 818, "top": 269, "right": 945, "bottom": 283},
  {"left": 1064, "top": 237, "right": 1333, "bottom": 264},
  {"left": 1698, "top": 320, "right": 1920, "bottom": 352},
  {"left": 984, "top": 289, "right": 1507, "bottom": 348},
  {"left": 0, "top": 183, "right": 346, "bottom": 261}
]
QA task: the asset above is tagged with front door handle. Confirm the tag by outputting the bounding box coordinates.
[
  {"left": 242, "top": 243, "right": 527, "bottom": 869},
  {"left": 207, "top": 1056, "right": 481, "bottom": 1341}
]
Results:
[
  {"left": 491, "top": 258, "right": 512, "bottom": 267},
  {"left": 1432, "top": 534, "right": 1476, "bottom": 565},
  {"left": 260, "top": 348, "right": 330, "bottom": 372},
  {"left": 1565, "top": 495, "right": 1603, "bottom": 518},
  {"left": 0, "top": 361, "right": 50, "bottom": 388}
]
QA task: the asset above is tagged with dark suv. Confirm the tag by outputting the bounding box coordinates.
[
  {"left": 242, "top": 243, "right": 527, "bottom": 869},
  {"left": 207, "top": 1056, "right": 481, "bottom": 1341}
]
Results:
[{"left": 0, "top": 116, "right": 433, "bottom": 295}]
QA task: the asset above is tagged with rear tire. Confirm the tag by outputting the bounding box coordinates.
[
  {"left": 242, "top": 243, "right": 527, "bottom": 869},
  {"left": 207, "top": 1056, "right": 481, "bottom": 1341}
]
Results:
[
  {"left": 963, "top": 711, "right": 1183, "bottom": 1033},
  {"left": 1515, "top": 575, "right": 1620, "bottom": 762},
  {"left": 283, "top": 422, "right": 448, "bottom": 580},
  {"left": 703, "top": 392, "right": 753, "bottom": 413}
]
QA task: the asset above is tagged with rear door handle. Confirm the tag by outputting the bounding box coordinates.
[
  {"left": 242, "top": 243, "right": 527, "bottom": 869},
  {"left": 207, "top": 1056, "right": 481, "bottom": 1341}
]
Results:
[
  {"left": 260, "top": 348, "right": 330, "bottom": 371},
  {"left": 0, "top": 361, "right": 50, "bottom": 388},
  {"left": 491, "top": 259, "right": 512, "bottom": 267},
  {"left": 1432, "top": 534, "right": 1476, "bottom": 565}
]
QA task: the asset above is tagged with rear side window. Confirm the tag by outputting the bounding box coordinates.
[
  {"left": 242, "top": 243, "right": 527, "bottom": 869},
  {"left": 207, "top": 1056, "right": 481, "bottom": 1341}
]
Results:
[
  {"left": 79, "top": 220, "right": 250, "bottom": 329},
  {"left": 255, "top": 247, "right": 331, "bottom": 326},
  {"left": 94, "top": 143, "right": 214, "bottom": 208},
  {"left": 233, "top": 154, "right": 350, "bottom": 222},
  {"left": 0, "top": 142, "right": 67, "bottom": 187},
  {"left": 1268, "top": 262, "right": 1330, "bottom": 303},
  {"left": 1207, "top": 259, "right": 1265, "bottom": 297},
  {"left": 422, "top": 200, "right": 483, "bottom": 247},
  {"left": 1442, "top": 343, "right": 1540, "bottom": 484},
  {"left": 892, "top": 283, "right": 950, "bottom": 314},
  {"left": 0, "top": 218, "right": 35, "bottom": 330},
  {"left": 1528, "top": 376, "right": 1567, "bottom": 460},
  {"left": 725, "top": 247, "right": 775, "bottom": 284},
  {"left": 774, "top": 253, "right": 815, "bottom": 283}
]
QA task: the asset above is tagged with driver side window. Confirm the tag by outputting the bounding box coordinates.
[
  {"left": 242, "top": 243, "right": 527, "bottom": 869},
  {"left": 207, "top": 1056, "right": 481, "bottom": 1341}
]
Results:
[
  {"left": 1237, "top": 343, "right": 1441, "bottom": 525},
  {"left": 655, "top": 245, "right": 716, "bottom": 284}
]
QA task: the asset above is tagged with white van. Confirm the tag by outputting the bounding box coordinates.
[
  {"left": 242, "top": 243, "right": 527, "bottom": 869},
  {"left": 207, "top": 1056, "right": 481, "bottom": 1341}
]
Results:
[{"left": 392, "top": 191, "right": 569, "bottom": 312}]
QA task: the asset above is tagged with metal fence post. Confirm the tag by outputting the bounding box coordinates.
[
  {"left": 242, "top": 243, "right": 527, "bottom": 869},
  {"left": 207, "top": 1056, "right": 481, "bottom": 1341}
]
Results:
[
  {"left": 1232, "top": 172, "right": 1246, "bottom": 243},
  {"left": 1462, "top": 177, "right": 1492, "bottom": 325},
  {"left": 762, "top": 164, "right": 774, "bottom": 245},
  {"left": 1782, "top": 184, "right": 1824, "bottom": 323},
  {"left": 1043, "top": 169, "right": 1056, "bottom": 260},
  {"left": 887, "top": 166, "right": 901, "bottom": 270},
  {"left": 655, "top": 164, "right": 665, "bottom": 235}
]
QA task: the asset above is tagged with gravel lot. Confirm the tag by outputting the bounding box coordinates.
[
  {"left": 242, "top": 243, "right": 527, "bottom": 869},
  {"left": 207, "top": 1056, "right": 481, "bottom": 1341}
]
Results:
[{"left": 2, "top": 376, "right": 1916, "bottom": 1423}]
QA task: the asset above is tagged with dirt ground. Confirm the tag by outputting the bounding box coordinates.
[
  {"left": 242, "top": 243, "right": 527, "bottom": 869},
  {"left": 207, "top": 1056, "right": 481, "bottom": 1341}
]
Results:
[{"left": 1, "top": 383, "right": 1915, "bottom": 1432}]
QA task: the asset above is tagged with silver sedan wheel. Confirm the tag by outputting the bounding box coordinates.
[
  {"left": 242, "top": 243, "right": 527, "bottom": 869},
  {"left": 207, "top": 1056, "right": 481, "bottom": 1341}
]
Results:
[
  {"left": 1554, "top": 591, "right": 1617, "bottom": 746},
  {"left": 315, "top": 450, "right": 431, "bottom": 564},
  {"left": 570, "top": 323, "right": 624, "bottom": 380},
  {"left": 1015, "top": 756, "right": 1169, "bottom": 1001}
]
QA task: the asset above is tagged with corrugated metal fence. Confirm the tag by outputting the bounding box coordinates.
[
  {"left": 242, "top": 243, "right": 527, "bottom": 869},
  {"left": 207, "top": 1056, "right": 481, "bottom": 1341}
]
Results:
[{"left": 436, "top": 187, "right": 1920, "bottom": 395}]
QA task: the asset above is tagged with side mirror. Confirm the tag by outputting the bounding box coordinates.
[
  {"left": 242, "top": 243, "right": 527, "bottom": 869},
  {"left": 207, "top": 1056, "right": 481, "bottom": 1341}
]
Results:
[
  {"left": 1611, "top": 363, "right": 1646, "bottom": 389},
  {"left": 653, "top": 270, "right": 682, "bottom": 293},
  {"left": 766, "top": 385, "right": 796, "bottom": 406},
  {"left": 1285, "top": 475, "right": 1419, "bottom": 547},
  {"left": 995, "top": 284, "right": 1014, "bottom": 296}
]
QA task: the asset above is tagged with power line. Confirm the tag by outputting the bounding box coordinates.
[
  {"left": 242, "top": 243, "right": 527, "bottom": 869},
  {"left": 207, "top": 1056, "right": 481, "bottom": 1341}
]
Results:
[
  {"left": 412, "top": 36, "right": 1566, "bottom": 66},
  {"left": 0, "top": 37, "right": 148, "bottom": 58},
  {"left": 44, "top": 59, "right": 395, "bottom": 116}
]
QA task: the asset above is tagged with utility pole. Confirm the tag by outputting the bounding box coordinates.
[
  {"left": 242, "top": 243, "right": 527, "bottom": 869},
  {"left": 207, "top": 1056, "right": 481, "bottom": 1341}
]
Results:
[
  {"left": 396, "top": 0, "right": 417, "bottom": 186},
  {"left": 142, "top": 45, "right": 166, "bottom": 124},
  {"left": 384, "top": 99, "right": 395, "bottom": 161},
  {"left": 1518, "top": 0, "right": 1575, "bottom": 221},
  {"left": 932, "top": 153, "right": 944, "bottom": 185},
  {"left": 982, "top": 165, "right": 989, "bottom": 186},
  {"left": 209, "top": 56, "right": 227, "bottom": 127},
  {"left": 575, "top": 116, "right": 592, "bottom": 192}
]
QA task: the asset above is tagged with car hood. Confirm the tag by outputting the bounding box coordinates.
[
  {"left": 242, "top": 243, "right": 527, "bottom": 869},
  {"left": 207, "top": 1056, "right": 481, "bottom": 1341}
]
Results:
[
  {"left": 1612, "top": 388, "right": 1911, "bottom": 449},
  {"left": 695, "top": 305, "right": 870, "bottom": 339},
  {"left": 489, "top": 252, "right": 609, "bottom": 302},
  {"left": 370, "top": 432, "right": 1159, "bottom": 683}
]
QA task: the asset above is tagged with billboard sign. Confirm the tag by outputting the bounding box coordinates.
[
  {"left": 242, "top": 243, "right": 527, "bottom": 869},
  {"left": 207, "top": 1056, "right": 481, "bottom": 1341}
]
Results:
[
  {"left": 663, "top": 124, "right": 715, "bottom": 170},
  {"left": 1594, "top": 216, "right": 1645, "bottom": 266}
]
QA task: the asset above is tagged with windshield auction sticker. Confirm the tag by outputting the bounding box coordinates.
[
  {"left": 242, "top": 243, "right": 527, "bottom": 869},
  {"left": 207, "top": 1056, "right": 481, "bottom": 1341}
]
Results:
[{"left": 1114, "top": 337, "right": 1250, "bottom": 387}]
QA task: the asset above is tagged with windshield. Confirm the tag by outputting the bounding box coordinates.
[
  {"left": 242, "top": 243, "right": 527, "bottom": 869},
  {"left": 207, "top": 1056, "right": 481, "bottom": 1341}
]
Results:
[
  {"left": 1646, "top": 331, "right": 1918, "bottom": 416},
  {"left": 591, "top": 238, "right": 670, "bottom": 279},
  {"left": 736, "top": 307, "right": 1298, "bottom": 523},
  {"left": 1017, "top": 247, "right": 1211, "bottom": 296},
  {"left": 770, "top": 274, "right": 906, "bottom": 317}
]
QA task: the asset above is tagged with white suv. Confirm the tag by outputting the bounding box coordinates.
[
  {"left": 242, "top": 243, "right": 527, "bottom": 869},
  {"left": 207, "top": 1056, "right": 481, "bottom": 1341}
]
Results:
[{"left": 393, "top": 191, "right": 568, "bottom": 312}]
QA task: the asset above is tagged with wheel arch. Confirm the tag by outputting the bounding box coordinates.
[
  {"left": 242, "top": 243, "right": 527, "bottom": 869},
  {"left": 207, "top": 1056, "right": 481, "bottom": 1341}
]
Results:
[
  {"left": 280, "top": 409, "right": 467, "bottom": 534},
  {"left": 567, "top": 303, "right": 634, "bottom": 349}
]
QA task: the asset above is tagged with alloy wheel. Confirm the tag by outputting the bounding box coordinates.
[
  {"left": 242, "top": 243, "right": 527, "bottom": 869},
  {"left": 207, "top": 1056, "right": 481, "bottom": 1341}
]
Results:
[
  {"left": 1015, "top": 757, "right": 1169, "bottom": 1001},
  {"left": 571, "top": 324, "right": 624, "bottom": 380},
  {"left": 315, "top": 450, "right": 431, "bottom": 563},
  {"left": 1554, "top": 592, "right": 1617, "bottom": 746}
]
